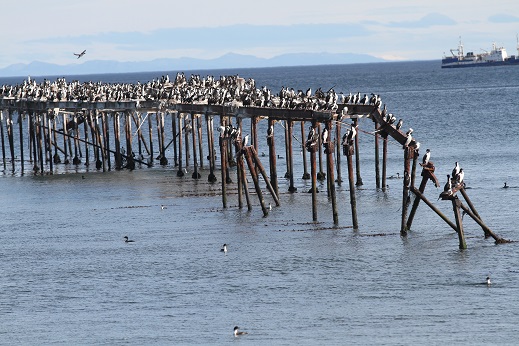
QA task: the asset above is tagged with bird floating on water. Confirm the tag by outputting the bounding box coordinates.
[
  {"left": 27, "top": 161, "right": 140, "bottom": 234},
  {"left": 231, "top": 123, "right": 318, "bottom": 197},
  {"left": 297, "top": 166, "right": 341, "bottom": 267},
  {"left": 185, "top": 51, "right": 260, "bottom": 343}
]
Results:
[
  {"left": 486, "top": 276, "right": 492, "bottom": 285},
  {"left": 234, "top": 326, "right": 248, "bottom": 337},
  {"left": 124, "top": 236, "right": 135, "bottom": 243},
  {"left": 220, "top": 244, "right": 227, "bottom": 253},
  {"left": 74, "top": 50, "right": 86, "bottom": 59},
  {"left": 161, "top": 205, "right": 167, "bottom": 210}
]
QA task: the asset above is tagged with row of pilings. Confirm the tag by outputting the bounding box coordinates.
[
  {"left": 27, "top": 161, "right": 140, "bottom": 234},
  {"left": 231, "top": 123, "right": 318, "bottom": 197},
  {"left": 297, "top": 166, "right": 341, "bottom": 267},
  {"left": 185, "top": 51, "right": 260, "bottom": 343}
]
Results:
[{"left": 0, "top": 99, "right": 510, "bottom": 248}]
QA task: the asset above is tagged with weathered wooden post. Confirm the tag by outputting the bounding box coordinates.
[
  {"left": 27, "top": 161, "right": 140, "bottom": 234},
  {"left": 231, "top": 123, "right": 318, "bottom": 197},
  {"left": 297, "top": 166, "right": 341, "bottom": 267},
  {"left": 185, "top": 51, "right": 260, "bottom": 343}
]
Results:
[
  {"left": 18, "top": 113, "right": 24, "bottom": 173},
  {"left": 177, "top": 113, "right": 184, "bottom": 177},
  {"left": 47, "top": 114, "right": 53, "bottom": 173},
  {"left": 147, "top": 112, "right": 154, "bottom": 164},
  {"left": 83, "top": 114, "right": 90, "bottom": 166},
  {"left": 300, "top": 122, "right": 310, "bottom": 180},
  {"left": 0, "top": 110, "right": 6, "bottom": 170},
  {"left": 374, "top": 121, "right": 381, "bottom": 189},
  {"left": 197, "top": 115, "right": 204, "bottom": 169},
  {"left": 335, "top": 119, "right": 342, "bottom": 186},
  {"left": 381, "top": 134, "right": 388, "bottom": 191},
  {"left": 452, "top": 197, "right": 467, "bottom": 249},
  {"left": 401, "top": 147, "right": 412, "bottom": 236},
  {"left": 206, "top": 114, "right": 217, "bottom": 183},
  {"left": 267, "top": 118, "right": 278, "bottom": 195},
  {"left": 244, "top": 147, "right": 268, "bottom": 217},
  {"left": 171, "top": 111, "right": 177, "bottom": 166},
  {"left": 160, "top": 112, "right": 168, "bottom": 166},
  {"left": 184, "top": 114, "right": 191, "bottom": 168},
  {"left": 219, "top": 115, "right": 227, "bottom": 208},
  {"left": 308, "top": 121, "right": 318, "bottom": 221},
  {"left": 7, "top": 110, "right": 15, "bottom": 172},
  {"left": 413, "top": 186, "right": 458, "bottom": 231},
  {"left": 251, "top": 147, "right": 280, "bottom": 206},
  {"left": 103, "top": 112, "right": 111, "bottom": 170},
  {"left": 344, "top": 135, "right": 359, "bottom": 229},
  {"left": 62, "top": 113, "right": 69, "bottom": 164},
  {"left": 191, "top": 113, "right": 201, "bottom": 179},
  {"left": 114, "top": 112, "right": 122, "bottom": 169},
  {"left": 353, "top": 118, "right": 363, "bottom": 186},
  {"left": 287, "top": 120, "right": 297, "bottom": 192},
  {"left": 406, "top": 162, "right": 439, "bottom": 230},
  {"left": 317, "top": 123, "right": 325, "bottom": 181},
  {"left": 325, "top": 120, "right": 339, "bottom": 224}
]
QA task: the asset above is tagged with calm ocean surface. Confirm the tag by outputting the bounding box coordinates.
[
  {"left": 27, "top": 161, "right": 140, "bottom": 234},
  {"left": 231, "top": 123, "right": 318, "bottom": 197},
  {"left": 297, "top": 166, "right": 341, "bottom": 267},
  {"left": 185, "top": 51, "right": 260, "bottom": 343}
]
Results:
[{"left": 1, "top": 61, "right": 519, "bottom": 345}]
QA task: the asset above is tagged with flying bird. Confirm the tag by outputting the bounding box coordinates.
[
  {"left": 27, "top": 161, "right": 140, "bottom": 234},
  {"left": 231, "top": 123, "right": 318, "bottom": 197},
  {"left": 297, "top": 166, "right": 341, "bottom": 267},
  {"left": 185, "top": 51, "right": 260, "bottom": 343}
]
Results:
[{"left": 74, "top": 50, "right": 86, "bottom": 59}]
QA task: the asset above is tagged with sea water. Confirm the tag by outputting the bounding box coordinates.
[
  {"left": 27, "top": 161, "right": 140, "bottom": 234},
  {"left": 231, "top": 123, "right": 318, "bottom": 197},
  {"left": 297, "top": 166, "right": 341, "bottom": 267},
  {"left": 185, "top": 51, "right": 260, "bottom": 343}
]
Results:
[{"left": 1, "top": 61, "right": 519, "bottom": 345}]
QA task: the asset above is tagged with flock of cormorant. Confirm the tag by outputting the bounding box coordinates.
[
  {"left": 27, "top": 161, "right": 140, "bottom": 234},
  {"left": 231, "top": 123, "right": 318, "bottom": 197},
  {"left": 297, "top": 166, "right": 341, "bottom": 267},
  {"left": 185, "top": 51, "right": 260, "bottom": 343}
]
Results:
[{"left": 0, "top": 73, "right": 382, "bottom": 113}]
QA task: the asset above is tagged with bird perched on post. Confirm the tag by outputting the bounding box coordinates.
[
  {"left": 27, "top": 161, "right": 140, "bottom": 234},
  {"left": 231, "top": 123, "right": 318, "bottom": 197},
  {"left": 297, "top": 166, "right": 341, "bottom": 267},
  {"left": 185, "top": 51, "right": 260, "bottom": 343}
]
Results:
[
  {"left": 456, "top": 168, "right": 464, "bottom": 184},
  {"left": 452, "top": 162, "right": 460, "bottom": 180},
  {"left": 242, "top": 134, "right": 249, "bottom": 147},
  {"left": 422, "top": 149, "right": 431, "bottom": 165}
]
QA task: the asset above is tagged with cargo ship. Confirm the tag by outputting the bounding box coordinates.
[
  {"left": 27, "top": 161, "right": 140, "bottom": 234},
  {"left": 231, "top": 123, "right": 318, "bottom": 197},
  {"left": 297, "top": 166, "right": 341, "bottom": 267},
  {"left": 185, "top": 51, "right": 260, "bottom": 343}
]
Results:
[{"left": 441, "top": 38, "right": 519, "bottom": 68}]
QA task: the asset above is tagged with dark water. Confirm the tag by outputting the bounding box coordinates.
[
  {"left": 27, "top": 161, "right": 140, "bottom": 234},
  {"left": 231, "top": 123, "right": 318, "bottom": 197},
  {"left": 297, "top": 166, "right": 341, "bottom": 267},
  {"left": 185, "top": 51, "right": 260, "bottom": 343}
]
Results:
[{"left": 1, "top": 61, "right": 519, "bottom": 345}]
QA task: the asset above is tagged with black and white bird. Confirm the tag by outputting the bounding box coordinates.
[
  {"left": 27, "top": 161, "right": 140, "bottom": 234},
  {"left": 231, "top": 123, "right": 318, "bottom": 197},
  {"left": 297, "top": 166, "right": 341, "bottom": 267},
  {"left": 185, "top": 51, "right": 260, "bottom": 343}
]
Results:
[
  {"left": 403, "top": 133, "right": 412, "bottom": 148},
  {"left": 457, "top": 168, "right": 464, "bottom": 184},
  {"left": 422, "top": 149, "right": 431, "bottom": 165},
  {"left": 74, "top": 50, "right": 86, "bottom": 59},
  {"left": 406, "top": 128, "right": 414, "bottom": 136},
  {"left": 242, "top": 134, "right": 249, "bottom": 147},
  {"left": 234, "top": 326, "right": 248, "bottom": 337},
  {"left": 267, "top": 124, "right": 273, "bottom": 138},
  {"left": 444, "top": 174, "right": 452, "bottom": 192},
  {"left": 220, "top": 244, "right": 227, "bottom": 253},
  {"left": 486, "top": 276, "right": 492, "bottom": 285},
  {"left": 452, "top": 162, "right": 460, "bottom": 179},
  {"left": 123, "top": 236, "right": 135, "bottom": 243},
  {"left": 395, "top": 119, "right": 403, "bottom": 130},
  {"left": 322, "top": 127, "right": 329, "bottom": 144}
]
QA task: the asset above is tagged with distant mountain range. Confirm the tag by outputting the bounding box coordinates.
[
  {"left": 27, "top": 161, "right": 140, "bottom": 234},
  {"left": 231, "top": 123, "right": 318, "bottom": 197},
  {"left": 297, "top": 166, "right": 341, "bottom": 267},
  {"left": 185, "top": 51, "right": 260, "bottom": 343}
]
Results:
[{"left": 0, "top": 52, "right": 386, "bottom": 78}]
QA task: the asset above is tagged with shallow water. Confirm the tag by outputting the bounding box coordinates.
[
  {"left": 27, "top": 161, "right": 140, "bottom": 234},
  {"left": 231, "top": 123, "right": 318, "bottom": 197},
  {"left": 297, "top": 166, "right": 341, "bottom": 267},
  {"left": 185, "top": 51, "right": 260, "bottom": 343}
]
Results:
[{"left": 1, "top": 61, "right": 519, "bottom": 345}]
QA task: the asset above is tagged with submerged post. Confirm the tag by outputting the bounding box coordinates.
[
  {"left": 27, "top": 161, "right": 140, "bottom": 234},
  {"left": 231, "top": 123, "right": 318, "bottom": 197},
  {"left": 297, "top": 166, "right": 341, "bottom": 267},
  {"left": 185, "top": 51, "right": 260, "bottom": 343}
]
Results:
[{"left": 452, "top": 197, "right": 467, "bottom": 250}]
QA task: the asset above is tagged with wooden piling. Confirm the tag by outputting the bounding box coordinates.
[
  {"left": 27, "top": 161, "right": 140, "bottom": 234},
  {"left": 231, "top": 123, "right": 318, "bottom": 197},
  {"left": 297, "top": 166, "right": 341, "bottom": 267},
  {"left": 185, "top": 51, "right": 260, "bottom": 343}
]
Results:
[
  {"left": 287, "top": 120, "right": 296, "bottom": 192},
  {"left": 114, "top": 112, "right": 122, "bottom": 169},
  {"left": 251, "top": 147, "right": 280, "bottom": 206},
  {"left": 346, "top": 143, "right": 359, "bottom": 229},
  {"left": 18, "top": 114, "right": 24, "bottom": 173},
  {"left": 374, "top": 121, "right": 381, "bottom": 189},
  {"left": 197, "top": 115, "right": 204, "bottom": 169},
  {"left": 177, "top": 113, "right": 184, "bottom": 176},
  {"left": 184, "top": 114, "right": 190, "bottom": 168},
  {"left": 244, "top": 147, "right": 268, "bottom": 217},
  {"left": 317, "top": 123, "right": 325, "bottom": 181},
  {"left": 406, "top": 175, "right": 429, "bottom": 230},
  {"left": 171, "top": 111, "right": 177, "bottom": 166},
  {"left": 325, "top": 120, "right": 338, "bottom": 224},
  {"left": 219, "top": 116, "right": 228, "bottom": 208},
  {"left": 267, "top": 118, "right": 278, "bottom": 195},
  {"left": 83, "top": 114, "right": 90, "bottom": 166},
  {"left": 147, "top": 112, "right": 154, "bottom": 164},
  {"left": 47, "top": 114, "right": 53, "bottom": 173},
  {"left": 452, "top": 197, "right": 467, "bottom": 249},
  {"left": 191, "top": 114, "right": 201, "bottom": 179},
  {"left": 401, "top": 147, "right": 412, "bottom": 236},
  {"left": 300, "top": 122, "right": 310, "bottom": 180},
  {"left": 382, "top": 135, "right": 388, "bottom": 191},
  {"left": 0, "top": 111, "right": 6, "bottom": 170},
  {"left": 353, "top": 118, "right": 363, "bottom": 186},
  {"left": 335, "top": 119, "right": 342, "bottom": 185},
  {"left": 206, "top": 114, "right": 217, "bottom": 183},
  {"left": 7, "top": 110, "right": 15, "bottom": 172},
  {"left": 309, "top": 122, "right": 318, "bottom": 221}
]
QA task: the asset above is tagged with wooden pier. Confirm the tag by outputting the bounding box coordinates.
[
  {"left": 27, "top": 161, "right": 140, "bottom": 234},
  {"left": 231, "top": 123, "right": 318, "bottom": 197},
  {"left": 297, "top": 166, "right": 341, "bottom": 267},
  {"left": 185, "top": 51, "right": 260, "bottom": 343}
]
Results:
[{"left": 0, "top": 76, "right": 511, "bottom": 248}]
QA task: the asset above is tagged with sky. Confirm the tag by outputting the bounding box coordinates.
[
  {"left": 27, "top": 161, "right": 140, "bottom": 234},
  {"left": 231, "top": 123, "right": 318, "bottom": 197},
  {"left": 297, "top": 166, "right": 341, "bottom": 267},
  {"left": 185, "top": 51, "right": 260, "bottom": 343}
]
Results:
[{"left": 1, "top": 0, "right": 519, "bottom": 69}]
